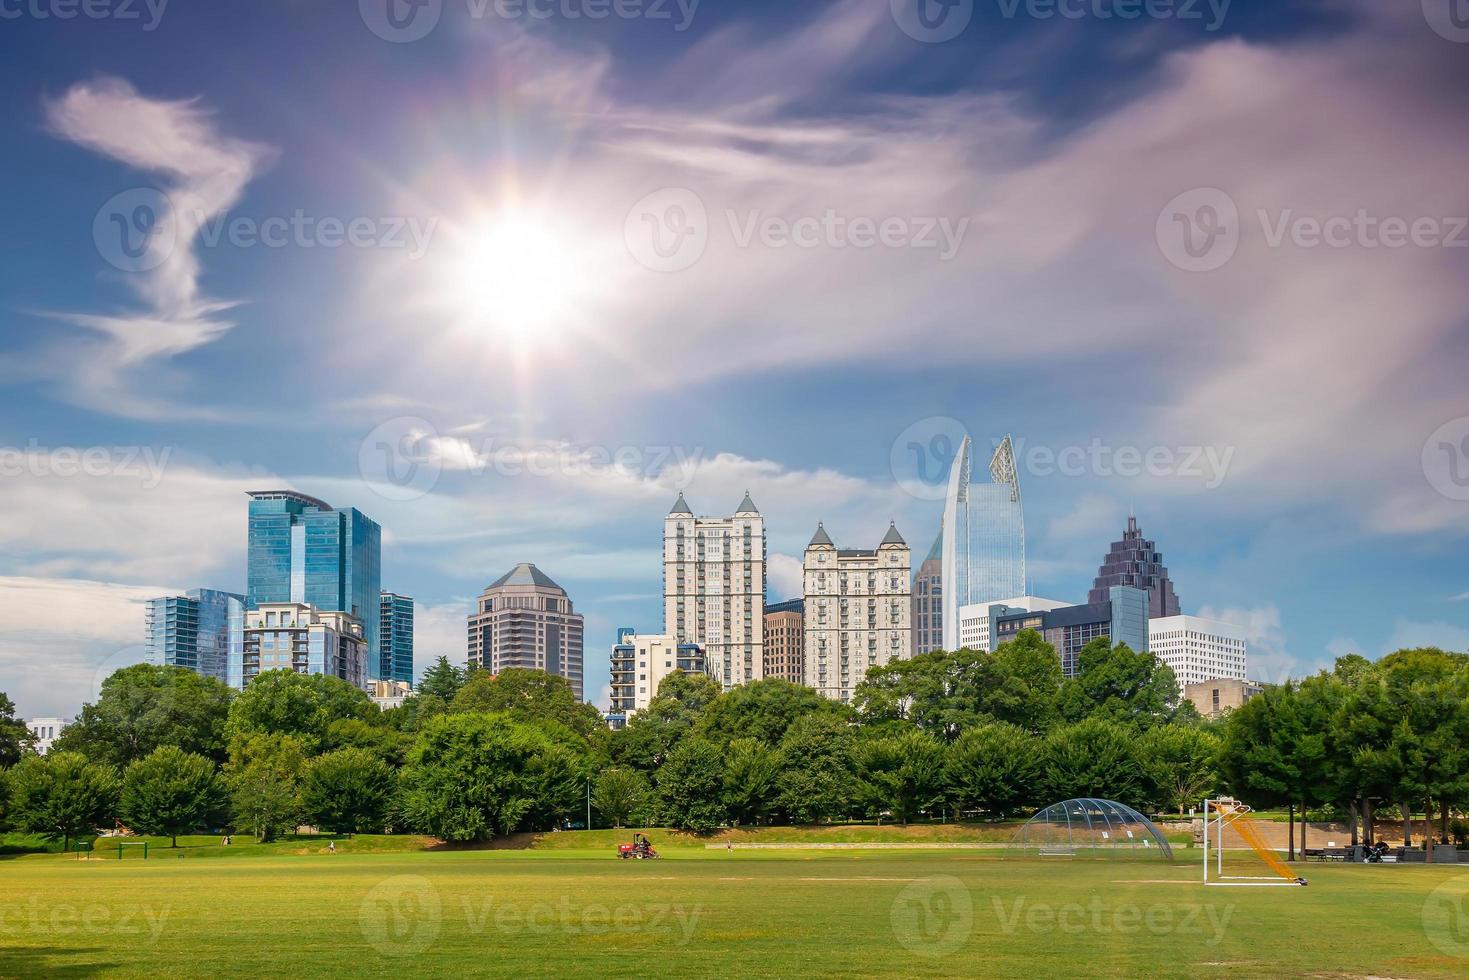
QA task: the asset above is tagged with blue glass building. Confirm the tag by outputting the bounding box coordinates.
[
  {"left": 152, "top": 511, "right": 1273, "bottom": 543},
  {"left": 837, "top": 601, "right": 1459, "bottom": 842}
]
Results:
[
  {"left": 941, "top": 435, "right": 1026, "bottom": 649},
  {"left": 246, "top": 491, "right": 382, "bottom": 679},
  {"left": 145, "top": 588, "right": 245, "bottom": 684},
  {"left": 379, "top": 591, "right": 415, "bottom": 685}
]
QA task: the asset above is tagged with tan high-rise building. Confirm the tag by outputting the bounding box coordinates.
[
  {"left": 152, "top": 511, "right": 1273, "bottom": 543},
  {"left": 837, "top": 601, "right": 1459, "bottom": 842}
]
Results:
[
  {"left": 663, "top": 492, "right": 766, "bottom": 690},
  {"left": 912, "top": 527, "right": 943, "bottom": 656},
  {"left": 762, "top": 599, "right": 805, "bottom": 684},
  {"left": 467, "top": 563, "right": 584, "bottom": 700},
  {"left": 803, "top": 522, "right": 912, "bottom": 702}
]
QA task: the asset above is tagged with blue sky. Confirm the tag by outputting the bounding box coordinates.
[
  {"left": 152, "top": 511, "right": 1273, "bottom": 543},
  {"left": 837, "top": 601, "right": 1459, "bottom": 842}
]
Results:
[{"left": 2, "top": 0, "right": 1467, "bottom": 719}]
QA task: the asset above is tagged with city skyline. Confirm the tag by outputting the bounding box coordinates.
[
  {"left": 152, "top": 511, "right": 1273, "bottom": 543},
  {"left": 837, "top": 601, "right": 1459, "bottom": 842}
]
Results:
[{"left": 2, "top": 3, "right": 1468, "bottom": 719}]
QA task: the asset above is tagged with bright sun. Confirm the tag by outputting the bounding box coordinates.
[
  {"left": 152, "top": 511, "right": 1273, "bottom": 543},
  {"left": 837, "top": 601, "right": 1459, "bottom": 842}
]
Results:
[{"left": 443, "top": 211, "right": 578, "bottom": 342}]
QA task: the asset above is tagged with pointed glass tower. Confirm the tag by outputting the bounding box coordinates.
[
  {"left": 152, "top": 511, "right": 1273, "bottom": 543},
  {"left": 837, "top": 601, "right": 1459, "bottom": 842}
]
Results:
[{"left": 940, "top": 436, "right": 1026, "bottom": 650}]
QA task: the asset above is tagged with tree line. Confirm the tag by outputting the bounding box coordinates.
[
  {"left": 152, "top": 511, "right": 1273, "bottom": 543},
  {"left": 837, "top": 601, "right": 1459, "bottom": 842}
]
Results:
[{"left": 1, "top": 635, "right": 1465, "bottom": 847}]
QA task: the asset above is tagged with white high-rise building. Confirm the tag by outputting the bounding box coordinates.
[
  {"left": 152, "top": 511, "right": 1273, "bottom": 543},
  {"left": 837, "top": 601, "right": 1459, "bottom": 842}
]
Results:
[
  {"left": 1149, "top": 615, "right": 1248, "bottom": 689},
  {"left": 663, "top": 493, "right": 766, "bottom": 690},
  {"left": 608, "top": 629, "right": 707, "bottom": 722},
  {"left": 803, "top": 522, "right": 911, "bottom": 702},
  {"left": 958, "top": 595, "right": 1074, "bottom": 650}
]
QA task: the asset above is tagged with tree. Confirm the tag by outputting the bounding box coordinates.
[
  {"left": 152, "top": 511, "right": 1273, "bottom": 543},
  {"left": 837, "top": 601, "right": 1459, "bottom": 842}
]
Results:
[
  {"left": 0, "top": 691, "right": 34, "bottom": 768},
  {"left": 1140, "top": 724, "right": 1220, "bottom": 815},
  {"left": 52, "top": 664, "right": 234, "bottom": 766},
  {"left": 602, "top": 671, "right": 724, "bottom": 772},
  {"left": 1057, "top": 640, "right": 1184, "bottom": 729},
  {"left": 224, "top": 734, "right": 307, "bottom": 843},
  {"left": 6, "top": 752, "right": 119, "bottom": 852},
  {"left": 1041, "top": 718, "right": 1145, "bottom": 808},
  {"left": 118, "top": 746, "right": 226, "bottom": 846},
  {"left": 722, "top": 738, "right": 781, "bottom": 826},
  {"left": 655, "top": 736, "right": 727, "bottom": 832},
  {"left": 417, "top": 657, "right": 467, "bottom": 701},
  {"left": 397, "top": 713, "right": 554, "bottom": 841},
  {"left": 697, "top": 679, "right": 844, "bottom": 747},
  {"left": 947, "top": 722, "right": 1040, "bottom": 818},
  {"left": 324, "top": 717, "right": 411, "bottom": 767},
  {"left": 856, "top": 730, "right": 948, "bottom": 824},
  {"left": 226, "top": 671, "right": 376, "bottom": 752},
  {"left": 776, "top": 714, "right": 858, "bottom": 824},
  {"left": 592, "top": 767, "right": 651, "bottom": 828},
  {"left": 451, "top": 669, "right": 603, "bottom": 736},
  {"left": 301, "top": 748, "right": 394, "bottom": 835}
]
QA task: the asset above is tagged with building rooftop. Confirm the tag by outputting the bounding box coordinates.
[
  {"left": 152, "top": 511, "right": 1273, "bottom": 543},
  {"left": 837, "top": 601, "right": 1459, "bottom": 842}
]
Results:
[
  {"left": 487, "top": 562, "right": 566, "bottom": 592},
  {"left": 880, "top": 522, "right": 907, "bottom": 547},
  {"left": 246, "top": 489, "right": 334, "bottom": 511},
  {"left": 808, "top": 522, "right": 835, "bottom": 547}
]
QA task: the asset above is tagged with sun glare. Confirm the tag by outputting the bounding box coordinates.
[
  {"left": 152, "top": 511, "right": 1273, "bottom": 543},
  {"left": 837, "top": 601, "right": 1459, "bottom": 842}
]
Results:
[{"left": 443, "top": 211, "right": 578, "bottom": 342}]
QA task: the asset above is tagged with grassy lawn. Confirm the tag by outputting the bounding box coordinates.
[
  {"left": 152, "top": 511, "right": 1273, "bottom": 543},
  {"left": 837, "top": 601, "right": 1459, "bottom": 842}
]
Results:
[{"left": 3, "top": 835, "right": 1466, "bottom": 978}]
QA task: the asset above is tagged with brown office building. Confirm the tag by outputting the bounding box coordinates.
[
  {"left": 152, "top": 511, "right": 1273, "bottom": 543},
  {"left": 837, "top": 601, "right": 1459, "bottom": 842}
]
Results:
[
  {"left": 467, "top": 563, "right": 584, "bottom": 700},
  {"left": 763, "top": 599, "right": 804, "bottom": 684},
  {"left": 1184, "top": 678, "right": 1263, "bottom": 718}
]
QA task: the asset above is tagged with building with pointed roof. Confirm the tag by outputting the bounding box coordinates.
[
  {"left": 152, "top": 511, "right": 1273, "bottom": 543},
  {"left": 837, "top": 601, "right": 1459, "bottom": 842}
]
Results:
[
  {"left": 467, "top": 563, "right": 584, "bottom": 699},
  {"left": 662, "top": 493, "right": 767, "bottom": 690},
  {"left": 912, "top": 527, "right": 944, "bottom": 656},
  {"left": 802, "top": 522, "right": 911, "bottom": 702},
  {"left": 1087, "top": 516, "right": 1181, "bottom": 618}
]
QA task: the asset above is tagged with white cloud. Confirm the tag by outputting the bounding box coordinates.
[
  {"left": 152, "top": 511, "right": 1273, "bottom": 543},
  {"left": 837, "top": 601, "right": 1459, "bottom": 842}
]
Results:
[
  {"left": 412, "top": 600, "right": 471, "bottom": 677},
  {"left": 1199, "top": 602, "right": 1295, "bottom": 684},
  {"left": 767, "top": 553, "right": 803, "bottom": 601},
  {"left": 24, "top": 77, "right": 272, "bottom": 419},
  {"left": 0, "top": 576, "right": 170, "bottom": 719}
]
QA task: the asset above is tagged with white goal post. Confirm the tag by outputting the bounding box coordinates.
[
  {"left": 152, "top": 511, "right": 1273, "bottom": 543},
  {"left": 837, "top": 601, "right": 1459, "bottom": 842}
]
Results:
[{"left": 1202, "top": 797, "right": 1307, "bottom": 887}]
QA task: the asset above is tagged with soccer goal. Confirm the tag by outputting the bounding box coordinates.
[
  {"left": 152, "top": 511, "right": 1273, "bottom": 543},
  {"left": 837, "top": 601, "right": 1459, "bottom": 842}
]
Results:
[
  {"left": 115, "top": 840, "right": 149, "bottom": 860},
  {"left": 1202, "top": 798, "right": 1306, "bottom": 887}
]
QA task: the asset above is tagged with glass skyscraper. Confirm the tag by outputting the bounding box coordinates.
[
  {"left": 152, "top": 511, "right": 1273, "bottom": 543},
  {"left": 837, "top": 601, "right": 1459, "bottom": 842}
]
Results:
[
  {"left": 379, "top": 591, "right": 415, "bottom": 685},
  {"left": 246, "top": 490, "right": 382, "bottom": 679},
  {"left": 145, "top": 588, "right": 245, "bottom": 684},
  {"left": 941, "top": 435, "right": 1026, "bottom": 651}
]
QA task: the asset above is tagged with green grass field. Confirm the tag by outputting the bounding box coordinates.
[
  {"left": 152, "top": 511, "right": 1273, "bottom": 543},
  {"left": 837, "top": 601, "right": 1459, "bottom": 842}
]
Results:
[{"left": 3, "top": 832, "right": 1467, "bottom": 978}]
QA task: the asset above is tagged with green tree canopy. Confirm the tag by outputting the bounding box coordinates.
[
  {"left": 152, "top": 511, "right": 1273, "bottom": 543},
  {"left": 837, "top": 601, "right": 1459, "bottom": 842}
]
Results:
[
  {"left": 946, "top": 722, "right": 1040, "bottom": 818},
  {"left": 224, "top": 733, "right": 307, "bottom": 843},
  {"left": 417, "top": 656, "right": 468, "bottom": 701},
  {"left": 119, "top": 746, "right": 226, "bottom": 846},
  {"left": 855, "top": 730, "right": 948, "bottom": 825},
  {"left": 655, "top": 736, "right": 727, "bottom": 833},
  {"left": 0, "top": 691, "right": 35, "bottom": 768},
  {"left": 225, "top": 671, "right": 376, "bottom": 753},
  {"left": 592, "top": 767, "right": 651, "bottom": 829},
  {"left": 722, "top": 737, "right": 781, "bottom": 826},
  {"left": 451, "top": 669, "right": 603, "bottom": 736},
  {"left": 775, "top": 713, "right": 857, "bottom": 824},
  {"left": 696, "top": 679, "right": 846, "bottom": 747},
  {"left": 1139, "top": 724, "right": 1220, "bottom": 815},
  {"left": 1057, "top": 639, "right": 1186, "bottom": 729},
  {"left": 6, "top": 751, "right": 119, "bottom": 851},
  {"left": 301, "top": 747, "right": 395, "bottom": 835},
  {"left": 52, "top": 664, "right": 234, "bottom": 766},
  {"left": 397, "top": 712, "right": 568, "bottom": 841},
  {"left": 1041, "top": 718, "right": 1145, "bottom": 809}
]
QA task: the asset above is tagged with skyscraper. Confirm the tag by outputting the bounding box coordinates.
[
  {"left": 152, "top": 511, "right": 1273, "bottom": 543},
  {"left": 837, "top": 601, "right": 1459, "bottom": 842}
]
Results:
[
  {"left": 379, "top": 591, "right": 415, "bottom": 685},
  {"left": 145, "top": 588, "right": 244, "bottom": 684},
  {"left": 941, "top": 435, "right": 1026, "bottom": 650},
  {"left": 1088, "top": 516, "right": 1181, "bottom": 618},
  {"left": 239, "top": 603, "right": 368, "bottom": 690},
  {"left": 662, "top": 492, "right": 766, "bottom": 690},
  {"left": 803, "top": 522, "right": 911, "bottom": 702},
  {"left": 763, "top": 598, "right": 805, "bottom": 684},
  {"left": 467, "top": 563, "right": 585, "bottom": 699},
  {"left": 246, "top": 491, "right": 382, "bottom": 679},
  {"left": 911, "top": 528, "right": 943, "bottom": 655}
]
